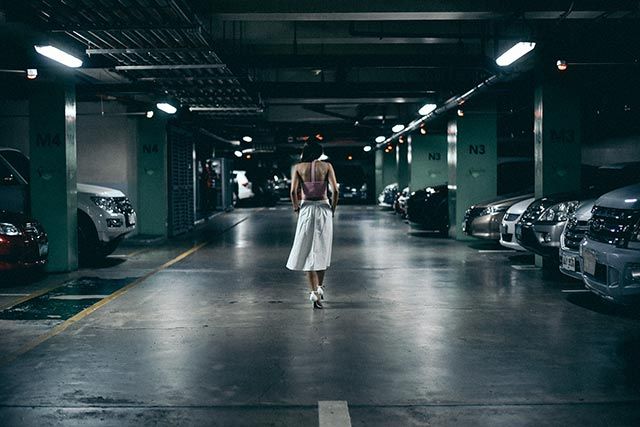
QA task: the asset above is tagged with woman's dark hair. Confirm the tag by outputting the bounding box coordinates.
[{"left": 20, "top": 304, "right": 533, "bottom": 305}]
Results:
[{"left": 300, "top": 141, "right": 323, "bottom": 162}]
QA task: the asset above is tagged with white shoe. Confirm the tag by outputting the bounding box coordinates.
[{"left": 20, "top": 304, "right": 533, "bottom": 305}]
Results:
[
  {"left": 316, "top": 286, "right": 324, "bottom": 300},
  {"left": 309, "top": 291, "right": 318, "bottom": 302}
]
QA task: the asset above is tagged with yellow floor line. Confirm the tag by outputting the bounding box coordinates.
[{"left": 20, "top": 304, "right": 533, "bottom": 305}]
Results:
[
  {"left": 0, "top": 280, "right": 73, "bottom": 312},
  {"left": 0, "top": 216, "right": 249, "bottom": 367}
]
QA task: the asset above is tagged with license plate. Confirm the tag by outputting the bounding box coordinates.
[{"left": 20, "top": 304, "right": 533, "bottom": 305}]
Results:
[
  {"left": 583, "top": 250, "right": 596, "bottom": 276},
  {"left": 39, "top": 242, "right": 49, "bottom": 257},
  {"left": 561, "top": 255, "right": 576, "bottom": 272},
  {"left": 343, "top": 193, "right": 353, "bottom": 198}
]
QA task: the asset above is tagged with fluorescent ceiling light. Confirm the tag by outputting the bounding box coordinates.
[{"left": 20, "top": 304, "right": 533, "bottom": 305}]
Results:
[
  {"left": 242, "top": 136, "right": 253, "bottom": 143},
  {"left": 234, "top": 151, "right": 243, "bottom": 158},
  {"left": 495, "top": 42, "right": 536, "bottom": 67},
  {"left": 392, "top": 124, "right": 405, "bottom": 133},
  {"left": 363, "top": 145, "right": 372, "bottom": 152},
  {"left": 145, "top": 111, "right": 154, "bottom": 119},
  {"left": 375, "top": 135, "right": 386, "bottom": 143},
  {"left": 34, "top": 45, "right": 83, "bottom": 68},
  {"left": 157, "top": 102, "right": 177, "bottom": 114},
  {"left": 418, "top": 103, "right": 437, "bottom": 116}
]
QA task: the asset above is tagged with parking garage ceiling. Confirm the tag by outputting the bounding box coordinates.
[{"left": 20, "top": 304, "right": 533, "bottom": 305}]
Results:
[{"left": 1, "top": 1, "right": 639, "bottom": 145}]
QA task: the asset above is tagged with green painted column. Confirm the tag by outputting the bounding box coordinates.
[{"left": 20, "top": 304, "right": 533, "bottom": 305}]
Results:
[
  {"left": 137, "top": 118, "right": 168, "bottom": 237},
  {"left": 533, "top": 81, "right": 581, "bottom": 267},
  {"left": 375, "top": 149, "right": 384, "bottom": 196},
  {"left": 29, "top": 81, "right": 78, "bottom": 272},
  {"left": 410, "top": 133, "right": 448, "bottom": 188},
  {"left": 396, "top": 137, "right": 410, "bottom": 190},
  {"left": 534, "top": 82, "right": 581, "bottom": 198},
  {"left": 382, "top": 148, "right": 396, "bottom": 187},
  {"left": 447, "top": 111, "right": 498, "bottom": 240}
]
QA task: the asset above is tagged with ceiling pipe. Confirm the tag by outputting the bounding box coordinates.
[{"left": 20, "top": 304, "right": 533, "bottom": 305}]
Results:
[{"left": 376, "top": 71, "right": 517, "bottom": 149}]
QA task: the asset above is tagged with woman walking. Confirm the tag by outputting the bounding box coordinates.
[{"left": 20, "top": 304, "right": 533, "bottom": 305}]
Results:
[{"left": 286, "top": 141, "right": 339, "bottom": 309}]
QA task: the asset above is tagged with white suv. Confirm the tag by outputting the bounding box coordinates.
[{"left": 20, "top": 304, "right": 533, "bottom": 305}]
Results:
[{"left": 0, "top": 148, "right": 136, "bottom": 261}]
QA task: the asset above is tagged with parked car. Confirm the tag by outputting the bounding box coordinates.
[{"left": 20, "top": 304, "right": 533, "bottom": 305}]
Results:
[
  {"left": 334, "top": 165, "right": 368, "bottom": 203},
  {"left": 406, "top": 185, "right": 449, "bottom": 234},
  {"left": 559, "top": 200, "right": 595, "bottom": 280},
  {"left": 272, "top": 171, "right": 291, "bottom": 200},
  {"left": 0, "top": 148, "right": 136, "bottom": 261},
  {"left": 0, "top": 210, "right": 48, "bottom": 271},
  {"left": 463, "top": 193, "right": 533, "bottom": 240},
  {"left": 499, "top": 197, "right": 535, "bottom": 251},
  {"left": 581, "top": 183, "right": 640, "bottom": 303},
  {"left": 232, "top": 170, "right": 255, "bottom": 201},
  {"left": 378, "top": 182, "right": 398, "bottom": 208},
  {"left": 394, "top": 186, "right": 410, "bottom": 218},
  {"left": 516, "top": 162, "right": 640, "bottom": 259},
  {"left": 339, "top": 181, "right": 368, "bottom": 202}
]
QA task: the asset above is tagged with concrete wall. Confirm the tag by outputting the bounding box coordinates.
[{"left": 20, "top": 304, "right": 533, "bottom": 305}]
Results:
[
  {"left": 0, "top": 100, "right": 29, "bottom": 153},
  {"left": 76, "top": 102, "right": 138, "bottom": 208},
  {"left": 582, "top": 135, "right": 640, "bottom": 166}
]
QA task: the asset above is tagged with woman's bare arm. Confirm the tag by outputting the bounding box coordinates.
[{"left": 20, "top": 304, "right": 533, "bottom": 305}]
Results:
[
  {"left": 327, "top": 163, "right": 339, "bottom": 214},
  {"left": 290, "top": 165, "right": 301, "bottom": 212}
]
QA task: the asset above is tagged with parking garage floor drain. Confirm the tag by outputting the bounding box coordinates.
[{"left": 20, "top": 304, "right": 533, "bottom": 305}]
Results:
[{"left": 0, "top": 277, "right": 137, "bottom": 321}]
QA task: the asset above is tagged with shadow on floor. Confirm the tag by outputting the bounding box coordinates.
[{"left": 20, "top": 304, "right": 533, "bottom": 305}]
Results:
[
  {"left": 80, "top": 257, "right": 127, "bottom": 270},
  {"left": 566, "top": 292, "right": 640, "bottom": 320},
  {"left": 0, "top": 269, "right": 47, "bottom": 288}
]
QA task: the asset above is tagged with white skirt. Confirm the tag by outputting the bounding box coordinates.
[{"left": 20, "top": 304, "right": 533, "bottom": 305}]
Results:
[{"left": 286, "top": 200, "right": 333, "bottom": 271}]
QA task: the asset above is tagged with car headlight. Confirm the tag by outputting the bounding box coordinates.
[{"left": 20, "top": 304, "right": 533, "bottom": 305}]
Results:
[
  {"left": 360, "top": 183, "right": 367, "bottom": 192},
  {"left": 0, "top": 223, "right": 21, "bottom": 236},
  {"left": 537, "top": 201, "right": 579, "bottom": 223},
  {"left": 91, "top": 197, "right": 117, "bottom": 214},
  {"left": 481, "top": 206, "right": 508, "bottom": 216}
]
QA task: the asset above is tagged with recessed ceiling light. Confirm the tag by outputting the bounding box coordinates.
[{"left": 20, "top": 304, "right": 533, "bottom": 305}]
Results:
[
  {"left": 375, "top": 136, "right": 386, "bottom": 143},
  {"left": 146, "top": 110, "right": 154, "bottom": 118},
  {"left": 234, "top": 151, "right": 243, "bottom": 158},
  {"left": 242, "top": 136, "right": 253, "bottom": 143},
  {"left": 391, "top": 124, "right": 405, "bottom": 133},
  {"left": 363, "top": 145, "right": 372, "bottom": 152}
]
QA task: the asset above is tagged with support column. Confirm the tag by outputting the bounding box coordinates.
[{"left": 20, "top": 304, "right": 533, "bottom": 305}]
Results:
[
  {"left": 396, "top": 137, "right": 410, "bottom": 190},
  {"left": 534, "top": 82, "right": 581, "bottom": 198},
  {"left": 375, "top": 149, "right": 384, "bottom": 196},
  {"left": 533, "top": 81, "right": 581, "bottom": 266},
  {"left": 382, "top": 149, "right": 396, "bottom": 187},
  {"left": 29, "top": 81, "right": 78, "bottom": 272},
  {"left": 137, "top": 118, "right": 168, "bottom": 237},
  {"left": 447, "top": 111, "right": 498, "bottom": 240},
  {"left": 410, "top": 133, "right": 448, "bottom": 188}
]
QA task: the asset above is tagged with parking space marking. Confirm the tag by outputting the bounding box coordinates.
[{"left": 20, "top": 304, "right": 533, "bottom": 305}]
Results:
[
  {"left": 511, "top": 265, "right": 541, "bottom": 271},
  {"left": 0, "top": 216, "right": 248, "bottom": 367},
  {"left": 0, "top": 293, "right": 31, "bottom": 297},
  {"left": 478, "top": 249, "right": 516, "bottom": 253},
  {"left": 319, "top": 401, "right": 351, "bottom": 427},
  {"left": 561, "top": 289, "right": 590, "bottom": 293},
  {"left": 0, "top": 281, "right": 73, "bottom": 311},
  {"left": 49, "top": 295, "right": 111, "bottom": 300}
]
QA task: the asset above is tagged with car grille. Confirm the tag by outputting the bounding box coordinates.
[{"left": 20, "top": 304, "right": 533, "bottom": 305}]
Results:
[
  {"left": 113, "top": 197, "right": 134, "bottom": 214},
  {"left": 504, "top": 213, "right": 520, "bottom": 222},
  {"left": 563, "top": 218, "right": 590, "bottom": 250},
  {"left": 587, "top": 207, "right": 639, "bottom": 246}
]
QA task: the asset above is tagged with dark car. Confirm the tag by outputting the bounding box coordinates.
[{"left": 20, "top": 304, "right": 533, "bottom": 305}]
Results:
[
  {"left": 463, "top": 193, "right": 534, "bottom": 240},
  {"left": 335, "top": 165, "right": 368, "bottom": 203},
  {"left": 406, "top": 185, "right": 449, "bottom": 234},
  {"left": 0, "top": 210, "right": 48, "bottom": 271},
  {"left": 516, "top": 162, "right": 640, "bottom": 258}
]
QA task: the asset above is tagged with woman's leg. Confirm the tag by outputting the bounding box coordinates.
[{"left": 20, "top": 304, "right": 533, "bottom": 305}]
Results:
[
  {"left": 317, "top": 270, "right": 325, "bottom": 287},
  {"left": 306, "top": 271, "right": 318, "bottom": 291}
]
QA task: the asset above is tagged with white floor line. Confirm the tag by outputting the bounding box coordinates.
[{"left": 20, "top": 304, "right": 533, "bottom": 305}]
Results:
[
  {"left": 511, "top": 265, "right": 541, "bottom": 271},
  {"left": 561, "top": 289, "right": 591, "bottom": 293},
  {"left": 0, "top": 293, "right": 30, "bottom": 297},
  {"left": 478, "top": 249, "right": 516, "bottom": 253},
  {"left": 49, "top": 295, "right": 110, "bottom": 300},
  {"left": 319, "top": 401, "right": 351, "bottom": 427}
]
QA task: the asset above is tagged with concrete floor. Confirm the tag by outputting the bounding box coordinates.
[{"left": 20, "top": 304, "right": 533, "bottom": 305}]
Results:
[{"left": 1, "top": 206, "right": 640, "bottom": 426}]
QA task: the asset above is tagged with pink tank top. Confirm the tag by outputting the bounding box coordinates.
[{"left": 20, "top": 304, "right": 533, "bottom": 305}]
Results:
[{"left": 300, "top": 161, "right": 328, "bottom": 200}]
